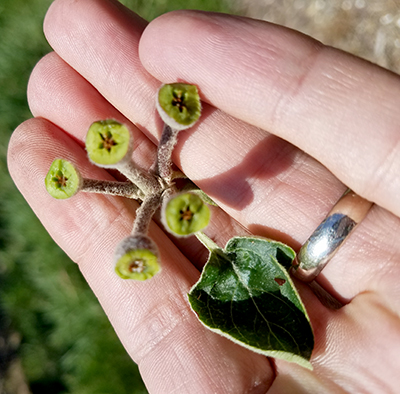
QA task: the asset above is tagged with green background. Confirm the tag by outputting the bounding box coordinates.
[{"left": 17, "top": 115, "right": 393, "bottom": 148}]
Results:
[{"left": 0, "top": 1, "right": 233, "bottom": 392}]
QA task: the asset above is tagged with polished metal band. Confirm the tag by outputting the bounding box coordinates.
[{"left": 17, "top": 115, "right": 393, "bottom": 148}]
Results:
[{"left": 291, "top": 189, "right": 373, "bottom": 282}]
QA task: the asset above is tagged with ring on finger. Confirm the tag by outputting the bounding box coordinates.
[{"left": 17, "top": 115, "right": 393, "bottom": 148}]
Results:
[{"left": 291, "top": 189, "right": 373, "bottom": 282}]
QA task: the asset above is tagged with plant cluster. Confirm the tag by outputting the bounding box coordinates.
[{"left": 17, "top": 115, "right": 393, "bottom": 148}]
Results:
[
  {"left": 45, "top": 83, "right": 315, "bottom": 368},
  {"left": 46, "top": 84, "right": 208, "bottom": 279}
]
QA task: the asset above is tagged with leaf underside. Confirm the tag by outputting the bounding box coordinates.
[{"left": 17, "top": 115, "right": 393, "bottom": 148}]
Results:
[{"left": 188, "top": 237, "right": 314, "bottom": 369}]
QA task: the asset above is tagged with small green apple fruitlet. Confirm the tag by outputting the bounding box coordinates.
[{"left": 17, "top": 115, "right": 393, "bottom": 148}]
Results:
[
  {"left": 85, "top": 119, "right": 131, "bottom": 166},
  {"left": 156, "top": 83, "right": 201, "bottom": 130},
  {"left": 45, "top": 159, "right": 82, "bottom": 199},
  {"left": 114, "top": 234, "right": 160, "bottom": 280},
  {"left": 163, "top": 192, "right": 210, "bottom": 236},
  {"left": 44, "top": 82, "right": 314, "bottom": 368}
]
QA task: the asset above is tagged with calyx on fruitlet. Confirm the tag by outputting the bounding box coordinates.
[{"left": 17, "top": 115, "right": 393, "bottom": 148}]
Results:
[
  {"left": 156, "top": 83, "right": 201, "bottom": 130},
  {"left": 114, "top": 234, "right": 160, "bottom": 280},
  {"left": 162, "top": 192, "right": 210, "bottom": 236},
  {"left": 85, "top": 119, "right": 132, "bottom": 167},
  {"left": 45, "top": 159, "right": 82, "bottom": 199},
  {"left": 44, "top": 82, "right": 314, "bottom": 368}
]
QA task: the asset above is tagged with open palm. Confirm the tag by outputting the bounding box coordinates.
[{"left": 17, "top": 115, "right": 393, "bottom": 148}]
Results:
[{"left": 8, "top": 0, "right": 400, "bottom": 393}]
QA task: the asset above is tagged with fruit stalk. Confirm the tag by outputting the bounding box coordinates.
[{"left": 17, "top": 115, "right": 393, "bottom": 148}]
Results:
[
  {"left": 154, "top": 83, "right": 202, "bottom": 184},
  {"left": 81, "top": 179, "right": 144, "bottom": 200},
  {"left": 116, "top": 160, "right": 162, "bottom": 195},
  {"left": 132, "top": 193, "right": 163, "bottom": 235},
  {"left": 155, "top": 123, "right": 180, "bottom": 182}
]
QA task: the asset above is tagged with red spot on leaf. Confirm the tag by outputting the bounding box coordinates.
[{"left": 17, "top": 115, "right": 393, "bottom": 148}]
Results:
[{"left": 274, "top": 278, "right": 286, "bottom": 286}]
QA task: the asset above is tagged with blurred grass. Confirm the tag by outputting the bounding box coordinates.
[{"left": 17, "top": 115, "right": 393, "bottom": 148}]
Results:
[{"left": 0, "top": 0, "right": 233, "bottom": 393}]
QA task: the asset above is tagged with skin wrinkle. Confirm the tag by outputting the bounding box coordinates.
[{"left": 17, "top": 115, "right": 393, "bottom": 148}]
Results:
[
  {"left": 269, "top": 374, "right": 346, "bottom": 394},
  {"left": 315, "top": 292, "right": 399, "bottom": 393},
  {"left": 45, "top": 0, "right": 159, "bottom": 140},
  {"left": 278, "top": 54, "right": 355, "bottom": 145},
  {"left": 29, "top": 53, "right": 158, "bottom": 172},
  {"left": 64, "top": 184, "right": 140, "bottom": 265},
  {"left": 359, "top": 231, "right": 400, "bottom": 310},
  {"left": 139, "top": 311, "right": 272, "bottom": 394},
  {"left": 166, "top": 330, "right": 235, "bottom": 394},
  {"left": 355, "top": 301, "right": 397, "bottom": 393},
  {"left": 246, "top": 150, "right": 343, "bottom": 244},
  {"left": 178, "top": 109, "right": 258, "bottom": 179},
  {"left": 268, "top": 41, "right": 324, "bottom": 135},
  {"left": 162, "top": 352, "right": 196, "bottom": 394},
  {"left": 277, "top": 48, "right": 400, "bottom": 208},
  {"left": 97, "top": 241, "right": 215, "bottom": 377},
  {"left": 245, "top": 162, "right": 305, "bottom": 233},
  {"left": 319, "top": 226, "right": 400, "bottom": 303},
  {"left": 217, "top": 39, "right": 280, "bottom": 115},
  {"left": 128, "top": 289, "right": 194, "bottom": 362},
  {"left": 365, "top": 130, "right": 400, "bottom": 199},
  {"left": 148, "top": 343, "right": 212, "bottom": 394},
  {"left": 196, "top": 133, "right": 298, "bottom": 212},
  {"left": 287, "top": 55, "right": 370, "bottom": 157}
]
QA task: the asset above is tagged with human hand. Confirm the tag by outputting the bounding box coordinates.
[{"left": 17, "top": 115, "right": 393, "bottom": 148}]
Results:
[{"left": 8, "top": 0, "right": 400, "bottom": 393}]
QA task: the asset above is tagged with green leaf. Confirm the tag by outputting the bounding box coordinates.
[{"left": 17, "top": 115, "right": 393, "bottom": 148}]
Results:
[{"left": 188, "top": 236, "right": 314, "bottom": 369}]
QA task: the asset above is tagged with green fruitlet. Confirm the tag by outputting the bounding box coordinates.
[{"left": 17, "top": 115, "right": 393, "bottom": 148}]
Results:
[
  {"left": 163, "top": 192, "right": 210, "bottom": 236},
  {"left": 45, "top": 159, "right": 82, "bottom": 199},
  {"left": 85, "top": 119, "right": 131, "bottom": 166},
  {"left": 114, "top": 235, "right": 160, "bottom": 280},
  {"left": 157, "top": 83, "right": 201, "bottom": 130}
]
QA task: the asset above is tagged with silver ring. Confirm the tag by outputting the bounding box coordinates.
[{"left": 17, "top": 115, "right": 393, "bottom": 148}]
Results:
[{"left": 291, "top": 189, "right": 373, "bottom": 282}]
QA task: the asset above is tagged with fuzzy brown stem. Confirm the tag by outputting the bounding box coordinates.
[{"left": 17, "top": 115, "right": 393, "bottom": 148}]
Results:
[
  {"left": 116, "top": 160, "right": 161, "bottom": 195},
  {"left": 81, "top": 179, "right": 144, "bottom": 199},
  {"left": 155, "top": 123, "right": 180, "bottom": 183},
  {"left": 132, "top": 193, "right": 162, "bottom": 235}
]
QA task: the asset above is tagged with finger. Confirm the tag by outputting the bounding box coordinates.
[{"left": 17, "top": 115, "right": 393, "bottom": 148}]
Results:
[
  {"left": 269, "top": 292, "right": 400, "bottom": 393},
  {"left": 42, "top": 0, "right": 343, "bottom": 243},
  {"left": 38, "top": 0, "right": 400, "bottom": 306},
  {"left": 28, "top": 51, "right": 157, "bottom": 170},
  {"left": 43, "top": 0, "right": 159, "bottom": 140},
  {"left": 8, "top": 118, "right": 274, "bottom": 393},
  {"left": 139, "top": 11, "right": 400, "bottom": 218}
]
